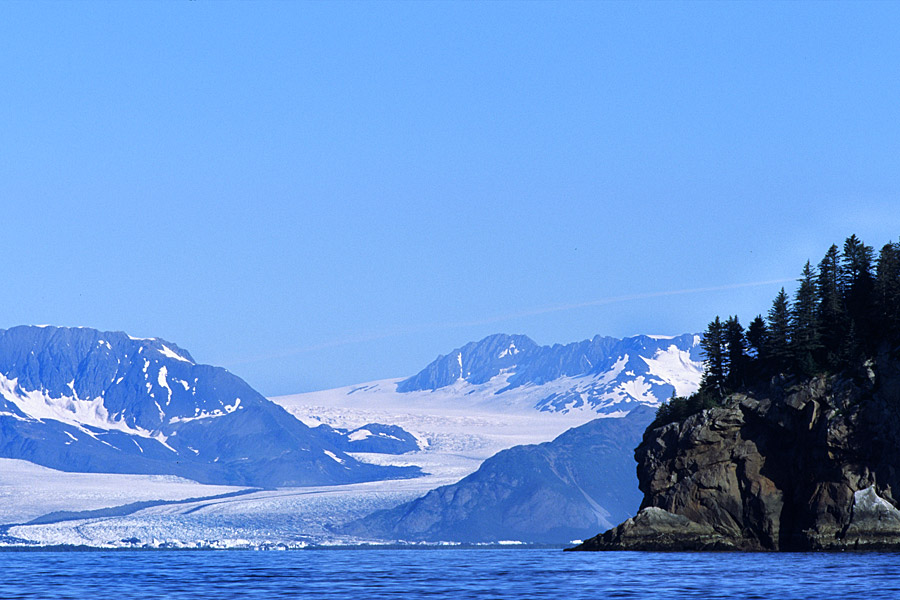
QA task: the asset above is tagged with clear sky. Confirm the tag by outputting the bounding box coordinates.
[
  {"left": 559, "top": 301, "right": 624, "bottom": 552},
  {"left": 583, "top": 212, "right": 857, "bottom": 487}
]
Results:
[{"left": 2, "top": 1, "right": 899, "bottom": 395}]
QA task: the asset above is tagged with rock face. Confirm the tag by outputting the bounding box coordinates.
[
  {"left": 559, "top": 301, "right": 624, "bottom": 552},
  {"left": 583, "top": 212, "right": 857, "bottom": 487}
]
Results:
[
  {"left": 337, "top": 406, "right": 655, "bottom": 544},
  {"left": 573, "top": 351, "right": 900, "bottom": 551}
]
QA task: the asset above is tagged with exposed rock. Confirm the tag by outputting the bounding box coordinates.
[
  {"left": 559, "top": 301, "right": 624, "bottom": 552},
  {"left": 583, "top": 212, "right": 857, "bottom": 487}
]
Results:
[
  {"left": 576, "top": 507, "right": 738, "bottom": 551},
  {"left": 572, "top": 350, "right": 900, "bottom": 551},
  {"left": 337, "top": 407, "right": 655, "bottom": 544}
]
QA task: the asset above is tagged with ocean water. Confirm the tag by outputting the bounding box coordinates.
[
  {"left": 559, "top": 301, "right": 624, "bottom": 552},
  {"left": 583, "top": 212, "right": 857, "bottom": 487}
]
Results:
[{"left": 2, "top": 548, "right": 900, "bottom": 599}]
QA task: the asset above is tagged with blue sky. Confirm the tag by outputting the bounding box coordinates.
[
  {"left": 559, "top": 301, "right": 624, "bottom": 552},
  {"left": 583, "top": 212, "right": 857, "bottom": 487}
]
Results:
[{"left": 2, "top": 1, "right": 899, "bottom": 395}]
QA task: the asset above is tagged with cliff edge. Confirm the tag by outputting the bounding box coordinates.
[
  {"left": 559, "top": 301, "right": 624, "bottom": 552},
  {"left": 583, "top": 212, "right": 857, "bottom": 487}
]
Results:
[{"left": 571, "top": 349, "right": 900, "bottom": 551}]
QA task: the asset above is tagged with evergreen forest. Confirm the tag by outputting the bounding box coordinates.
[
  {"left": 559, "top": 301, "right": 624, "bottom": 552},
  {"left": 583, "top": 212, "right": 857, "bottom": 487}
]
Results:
[{"left": 655, "top": 235, "right": 900, "bottom": 427}]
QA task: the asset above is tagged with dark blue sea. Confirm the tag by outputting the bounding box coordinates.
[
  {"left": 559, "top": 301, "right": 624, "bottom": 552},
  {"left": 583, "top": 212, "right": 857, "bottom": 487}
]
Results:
[{"left": 2, "top": 548, "right": 899, "bottom": 599}]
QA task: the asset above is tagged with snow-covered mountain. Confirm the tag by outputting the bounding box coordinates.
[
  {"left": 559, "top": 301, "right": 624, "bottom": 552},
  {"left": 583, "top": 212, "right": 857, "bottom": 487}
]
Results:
[
  {"left": 276, "top": 331, "right": 703, "bottom": 486},
  {"left": 266, "top": 332, "right": 705, "bottom": 544},
  {"left": 395, "top": 332, "right": 702, "bottom": 415},
  {"left": 0, "top": 326, "right": 418, "bottom": 487}
]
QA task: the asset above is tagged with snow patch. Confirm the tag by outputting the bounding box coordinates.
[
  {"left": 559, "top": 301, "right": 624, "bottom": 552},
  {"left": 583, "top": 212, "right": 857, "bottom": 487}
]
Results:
[
  {"left": 158, "top": 344, "right": 193, "bottom": 364},
  {"left": 614, "top": 376, "right": 656, "bottom": 403},
  {"left": 169, "top": 399, "right": 242, "bottom": 424},
  {"left": 497, "top": 342, "right": 520, "bottom": 359},
  {"left": 348, "top": 429, "right": 372, "bottom": 442},
  {"left": 0, "top": 374, "right": 165, "bottom": 444},
  {"left": 158, "top": 366, "right": 173, "bottom": 406},
  {"left": 640, "top": 345, "right": 703, "bottom": 397},
  {"left": 323, "top": 450, "right": 344, "bottom": 464}
]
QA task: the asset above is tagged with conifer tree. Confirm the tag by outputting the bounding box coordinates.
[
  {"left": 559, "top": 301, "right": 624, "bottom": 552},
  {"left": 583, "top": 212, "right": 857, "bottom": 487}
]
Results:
[
  {"left": 746, "top": 315, "right": 768, "bottom": 379},
  {"left": 700, "top": 316, "right": 727, "bottom": 397},
  {"left": 791, "top": 261, "right": 821, "bottom": 375},
  {"left": 817, "top": 244, "right": 847, "bottom": 368},
  {"left": 767, "top": 288, "right": 792, "bottom": 372},
  {"left": 724, "top": 315, "right": 747, "bottom": 388},
  {"left": 842, "top": 235, "right": 876, "bottom": 352},
  {"left": 875, "top": 241, "right": 900, "bottom": 340},
  {"left": 683, "top": 237, "right": 900, "bottom": 412},
  {"left": 746, "top": 315, "right": 768, "bottom": 360}
]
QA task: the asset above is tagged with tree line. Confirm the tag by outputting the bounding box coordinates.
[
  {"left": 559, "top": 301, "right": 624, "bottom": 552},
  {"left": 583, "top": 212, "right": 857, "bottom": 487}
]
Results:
[{"left": 654, "top": 235, "right": 900, "bottom": 427}]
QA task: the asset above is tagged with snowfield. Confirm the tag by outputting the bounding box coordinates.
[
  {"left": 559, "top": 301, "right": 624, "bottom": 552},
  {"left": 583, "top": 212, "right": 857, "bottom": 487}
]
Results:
[
  {"left": 4, "top": 474, "right": 458, "bottom": 548},
  {"left": 0, "top": 459, "right": 242, "bottom": 525},
  {"left": 1, "top": 379, "right": 604, "bottom": 548},
  {"left": 273, "top": 377, "right": 609, "bottom": 479}
]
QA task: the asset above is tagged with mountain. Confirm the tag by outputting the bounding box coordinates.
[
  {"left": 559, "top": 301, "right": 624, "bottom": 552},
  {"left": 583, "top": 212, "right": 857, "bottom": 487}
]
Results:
[
  {"left": 0, "top": 326, "right": 419, "bottom": 487},
  {"left": 316, "top": 423, "right": 421, "bottom": 454},
  {"left": 268, "top": 330, "right": 705, "bottom": 545},
  {"left": 336, "top": 406, "right": 655, "bottom": 544},
  {"left": 397, "top": 332, "right": 703, "bottom": 414},
  {"left": 573, "top": 350, "right": 900, "bottom": 552}
]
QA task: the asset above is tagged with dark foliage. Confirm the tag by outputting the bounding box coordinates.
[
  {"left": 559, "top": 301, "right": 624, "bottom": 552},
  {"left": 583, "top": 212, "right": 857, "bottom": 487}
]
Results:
[
  {"left": 652, "top": 391, "right": 720, "bottom": 428},
  {"left": 659, "top": 235, "right": 900, "bottom": 429}
]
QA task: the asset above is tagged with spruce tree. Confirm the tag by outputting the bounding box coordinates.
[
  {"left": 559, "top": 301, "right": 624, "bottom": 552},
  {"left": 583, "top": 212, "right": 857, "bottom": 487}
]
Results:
[
  {"left": 746, "top": 315, "right": 769, "bottom": 379},
  {"left": 724, "top": 315, "right": 747, "bottom": 388},
  {"left": 690, "top": 236, "right": 900, "bottom": 396},
  {"left": 875, "top": 241, "right": 900, "bottom": 341},
  {"left": 791, "top": 261, "right": 821, "bottom": 375},
  {"left": 746, "top": 315, "right": 768, "bottom": 360},
  {"left": 841, "top": 234, "right": 876, "bottom": 354},
  {"left": 767, "top": 288, "right": 792, "bottom": 373},
  {"left": 817, "top": 244, "right": 847, "bottom": 369},
  {"left": 700, "top": 316, "right": 727, "bottom": 397}
]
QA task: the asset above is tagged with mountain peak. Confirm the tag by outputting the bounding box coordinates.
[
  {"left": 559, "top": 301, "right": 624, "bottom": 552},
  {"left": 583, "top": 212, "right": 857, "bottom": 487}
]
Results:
[
  {"left": 396, "top": 333, "right": 539, "bottom": 392},
  {"left": 0, "top": 325, "right": 417, "bottom": 487},
  {"left": 397, "top": 332, "right": 703, "bottom": 414}
]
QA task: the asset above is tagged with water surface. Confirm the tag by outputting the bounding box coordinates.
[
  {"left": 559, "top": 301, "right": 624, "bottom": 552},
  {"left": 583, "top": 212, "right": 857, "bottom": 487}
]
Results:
[{"left": 2, "top": 548, "right": 898, "bottom": 599}]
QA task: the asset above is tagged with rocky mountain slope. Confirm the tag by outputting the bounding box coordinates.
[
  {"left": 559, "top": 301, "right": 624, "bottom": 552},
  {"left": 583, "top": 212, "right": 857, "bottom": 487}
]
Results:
[
  {"left": 573, "top": 349, "right": 900, "bottom": 551},
  {"left": 0, "top": 326, "right": 418, "bottom": 487},
  {"left": 367, "top": 332, "right": 702, "bottom": 415},
  {"left": 337, "top": 406, "right": 655, "bottom": 544}
]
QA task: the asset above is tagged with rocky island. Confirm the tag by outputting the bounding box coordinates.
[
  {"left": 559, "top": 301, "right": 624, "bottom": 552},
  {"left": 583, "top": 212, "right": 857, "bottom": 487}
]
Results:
[{"left": 572, "top": 235, "right": 900, "bottom": 551}]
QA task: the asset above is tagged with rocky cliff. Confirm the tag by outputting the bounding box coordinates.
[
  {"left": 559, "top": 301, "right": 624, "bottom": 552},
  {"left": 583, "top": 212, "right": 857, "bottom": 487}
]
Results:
[{"left": 572, "top": 349, "right": 900, "bottom": 551}]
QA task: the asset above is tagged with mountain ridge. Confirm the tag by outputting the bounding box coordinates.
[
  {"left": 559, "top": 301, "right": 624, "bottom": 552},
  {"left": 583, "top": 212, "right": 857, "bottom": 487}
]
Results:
[
  {"left": 0, "top": 325, "right": 419, "bottom": 487},
  {"left": 395, "top": 332, "right": 703, "bottom": 414}
]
